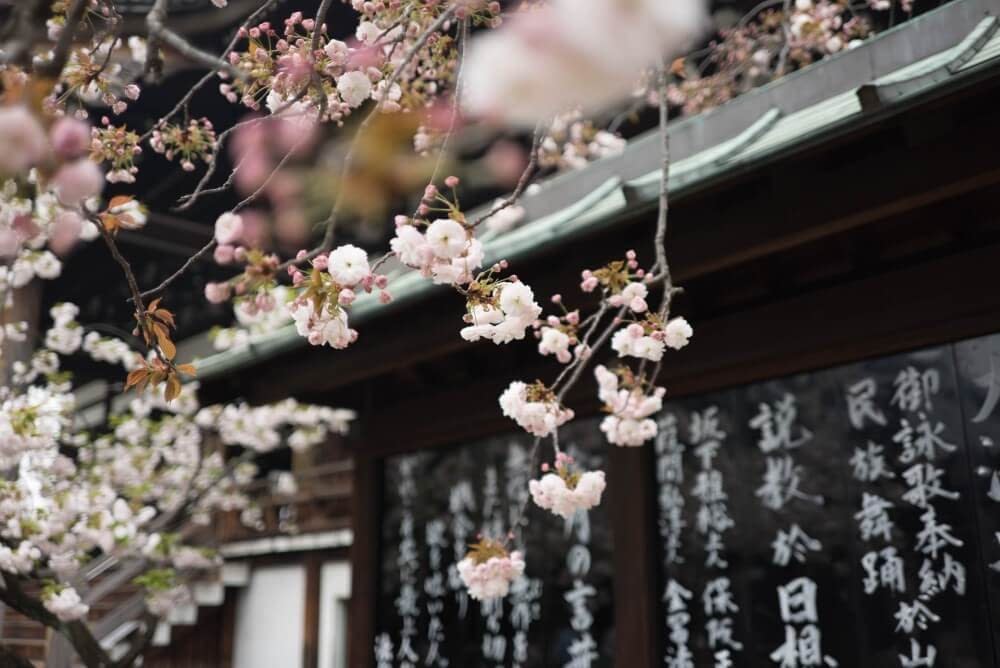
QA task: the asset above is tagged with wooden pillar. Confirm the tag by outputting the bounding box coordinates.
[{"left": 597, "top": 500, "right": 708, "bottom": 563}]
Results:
[
  {"left": 608, "top": 444, "right": 659, "bottom": 667},
  {"left": 303, "top": 553, "right": 321, "bottom": 668},
  {"left": 347, "top": 454, "right": 382, "bottom": 668}
]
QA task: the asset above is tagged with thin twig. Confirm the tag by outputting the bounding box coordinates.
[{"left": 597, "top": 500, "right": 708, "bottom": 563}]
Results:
[
  {"left": 470, "top": 121, "right": 546, "bottom": 228},
  {"left": 136, "top": 239, "right": 217, "bottom": 303},
  {"left": 421, "top": 17, "right": 468, "bottom": 194}
]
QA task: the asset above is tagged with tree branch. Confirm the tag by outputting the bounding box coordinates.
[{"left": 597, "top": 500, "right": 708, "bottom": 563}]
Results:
[
  {"left": 140, "top": 0, "right": 277, "bottom": 142},
  {"left": 34, "top": 0, "right": 88, "bottom": 78},
  {"left": 146, "top": 0, "right": 247, "bottom": 80}
]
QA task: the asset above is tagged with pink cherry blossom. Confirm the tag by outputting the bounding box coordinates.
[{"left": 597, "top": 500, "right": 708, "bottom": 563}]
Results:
[
  {"left": 0, "top": 106, "right": 48, "bottom": 174},
  {"left": 53, "top": 159, "right": 104, "bottom": 205}
]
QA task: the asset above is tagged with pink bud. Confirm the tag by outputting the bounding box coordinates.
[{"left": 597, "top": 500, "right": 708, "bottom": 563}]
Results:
[
  {"left": 550, "top": 293, "right": 562, "bottom": 304},
  {"left": 49, "top": 117, "right": 91, "bottom": 159},
  {"left": 423, "top": 184, "right": 438, "bottom": 200},
  {"left": 312, "top": 254, "right": 329, "bottom": 271},
  {"left": 53, "top": 159, "right": 103, "bottom": 204},
  {"left": 444, "top": 175, "right": 459, "bottom": 188},
  {"left": 214, "top": 244, "right": 235, "bottom": 264},
  {"left": 374, "top": 274, "right": 388, "bottom": 289},
  {"left": 48, "top": 210, "right": 83, "bottom": 256},
  {"left": 627, "top": 323, "right": 644, "bottom": 338},
  {"left": 204, "top": 282, "right": 231, "bottom": 304},
  {"left": 566, "top": 311, "right": 580, "bottom": 325},
  {"left": 338, "top": 289, "right": 356, "bottom": 306},
  {"left": 379, "top": 290, "right": 392, "bottom": 304}
]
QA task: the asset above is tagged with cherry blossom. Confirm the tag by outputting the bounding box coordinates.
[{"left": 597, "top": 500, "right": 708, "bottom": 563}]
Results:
[
  {"left": 611, "top": 323, "right": 666, "bottom": 362},
  {"left": 499, "top": 380, "right": 574, "bottom": 437},
  {"left": 0, "top": 106, "right": 48, "bottom": 174},
  {"left": 595, "top": 364, "right": 666, "bottom": 447},
  {"left": 214, "top": 212, "right": 244, "bottom": 245},
  {"left": 43, "top": 585, "right": 89, "bottom": 622},
  {"left": 461, "top": 280, "right": 542, "bottom": 345},
  {"left": 529, "top": 452, "right": 606, "bottom": 519},
  {"left": 664, "top": 316, "right": 694, "bottom": 350},
  {"left": 457, "top": 539, "right": 526, "bottom": 601}
]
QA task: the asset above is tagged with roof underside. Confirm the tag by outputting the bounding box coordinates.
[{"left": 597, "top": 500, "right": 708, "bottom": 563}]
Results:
[{"left": 193, "top": 0, "right": 1000, "bottom": 382}]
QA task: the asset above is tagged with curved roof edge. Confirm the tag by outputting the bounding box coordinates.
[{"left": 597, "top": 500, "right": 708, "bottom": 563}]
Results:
[{"left": 193, "top": 0, "right": 1000, "bottom": 383}]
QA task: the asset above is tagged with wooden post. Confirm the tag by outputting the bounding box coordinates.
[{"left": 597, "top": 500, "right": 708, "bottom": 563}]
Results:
[
  {"left": 608, "top": 444, "right": 659, "bottom": 667},
  {"left": 303, "top": 553, "right": 321, "bottom": 668},
  {"left": 347, "top": 454, "right": 381, "bottom": 668}
]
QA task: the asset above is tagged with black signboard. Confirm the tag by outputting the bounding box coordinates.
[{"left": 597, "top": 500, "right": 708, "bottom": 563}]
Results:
[
  {"left": 377, "top": 419, "right": 614, "bottom": 667},
  {"left": 377, "top": 333, "right": 1000, "bottom": 668},
  {"left": 654, "top": 339, "right": 999, "bottom": 667}
]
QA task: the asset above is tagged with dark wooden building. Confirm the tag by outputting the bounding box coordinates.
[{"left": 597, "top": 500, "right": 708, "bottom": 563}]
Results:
[{"left": 190, "top": 0, "right": 1000, "bottom": 665}]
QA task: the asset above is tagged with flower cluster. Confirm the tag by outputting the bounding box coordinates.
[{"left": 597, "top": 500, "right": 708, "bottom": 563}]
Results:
[
  {"left": 391, "top": 180, "right": 484, "bottom": 286},
  {"left": 150, "top": 118, "right": 218, "bottom": 172},
  {"left": 195, "top": 399, "right": 355, "bottom": 453},
  {"left": 82, "top": 331, "right": 140, "bottom": 370},
  {"left": 499, "top": 380, "right": 574, "bottom": 438},
  {"left": 456, "top": 538, "right": 525, "bottom": 601},
  {"left": 663, "top": 0, "right": 873, "bottom": 116},
  {"left": 211, "top": 286, "right": 293, "bottom": 351},
  {"left": 90, "top": 117, "right": 142, "bottom": 183},
  {"left": 44, "top": 303, "right": 83, "bottom": 355},
  {"left": 42, "top": 584, "right": 89, "bottom": 622},
  {"left": 285, "top": 244, "right": 389, "bottom": 349},
  {"left": 534, "top": 294, "right": 581, "bottom": 364},
  {"left": 611, "top": 316, "right": 692, "bottom": 362},
  {"left": 0, "top": 112, "right": 105, "bottom": 262},
  {"left": 595, "top": 365, "right": 666, "bottom": 447},
  {"left": 45, "top": 36, "right": 143, "bottom": 118},
  {"left": 460, "top": 275, "right": 542, "bottom": 345},
  {"left": 0, "top": 306, "right": 358, "bottom": 624},
  {"left": 529, "top": 452, "right": 606, "bottom": 519},
  {"left": 538, "top": 111, "right": 626, "bottom": 171},
  {"left": 221, "top": 2, "right": 468, "bottom": 124}
]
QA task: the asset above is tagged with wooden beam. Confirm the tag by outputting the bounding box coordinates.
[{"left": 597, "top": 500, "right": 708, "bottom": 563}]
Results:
[{"left": 359, "top": 240, "right": 1000, "bottom": 455}]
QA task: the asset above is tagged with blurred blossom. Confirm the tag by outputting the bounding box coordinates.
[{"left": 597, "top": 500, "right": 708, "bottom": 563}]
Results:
[
  {"left": 48, "top": 211, "right": 84, "bottom": 257},
  {"left": 238, "top": 209, "right": 271, "bottom": 249},
  {"left": 483, "top": 140, "right": 528, "bottom": 187},
  {"left": 0, "top": 106, "right": 49, "bottom": 174},
  {"left": 275, "top": 208, "right": 310, "bottom": 247},
  {"left": 53, "top": 160, "right": 104, "bottom": 205},
  {"left": 463, "top": 0, "right": 708, "bottom": 126}
]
